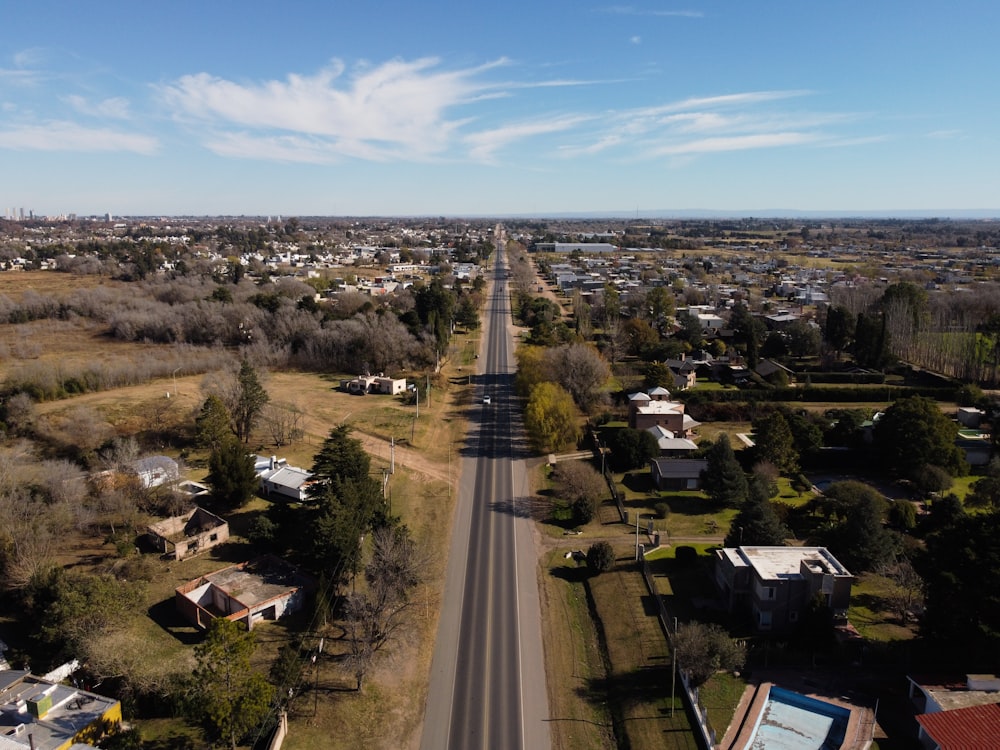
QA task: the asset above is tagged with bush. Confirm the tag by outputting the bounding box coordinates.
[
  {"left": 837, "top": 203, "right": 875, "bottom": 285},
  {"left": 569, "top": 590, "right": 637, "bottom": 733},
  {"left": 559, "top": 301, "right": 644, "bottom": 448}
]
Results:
[
  {"left": 586, "top": 541, "right": 615, "bottom": 573},
  {"left": 654, "top": 502, "right": 671, "bottom": 520},
  {"left": 791, "top": 473, "right": 813, "bottom": 493}
]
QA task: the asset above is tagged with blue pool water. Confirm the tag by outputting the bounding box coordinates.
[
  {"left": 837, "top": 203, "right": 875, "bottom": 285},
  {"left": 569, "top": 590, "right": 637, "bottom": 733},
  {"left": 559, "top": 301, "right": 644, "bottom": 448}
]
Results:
[{"left": 744, "top": 686, "right": 850, "bottom": 750}]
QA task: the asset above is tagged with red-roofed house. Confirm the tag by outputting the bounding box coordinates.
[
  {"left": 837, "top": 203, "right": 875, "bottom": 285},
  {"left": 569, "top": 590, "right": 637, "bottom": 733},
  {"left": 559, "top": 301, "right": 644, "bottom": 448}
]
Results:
[{"left": 916, "top": 702, "right": 1000, "bottom": 749}]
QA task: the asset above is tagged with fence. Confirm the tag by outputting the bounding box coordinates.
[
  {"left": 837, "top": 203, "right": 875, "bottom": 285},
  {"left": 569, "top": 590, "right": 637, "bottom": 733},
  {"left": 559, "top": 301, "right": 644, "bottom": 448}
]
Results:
[
  {"left": 267, "top": 710, "right": 288, "bottom": 750},
  {"left": 640, "top": 558, "right": 717, "bottom": 750},
  {"left": 592, "top": 429, "right": 626, "bottom": 522}
]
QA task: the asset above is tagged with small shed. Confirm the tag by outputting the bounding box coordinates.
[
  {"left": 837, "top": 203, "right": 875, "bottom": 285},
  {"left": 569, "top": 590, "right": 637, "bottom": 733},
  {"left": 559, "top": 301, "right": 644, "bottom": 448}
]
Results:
[{"left": 650, "top": 458, "right": 709, "bottom": 491}]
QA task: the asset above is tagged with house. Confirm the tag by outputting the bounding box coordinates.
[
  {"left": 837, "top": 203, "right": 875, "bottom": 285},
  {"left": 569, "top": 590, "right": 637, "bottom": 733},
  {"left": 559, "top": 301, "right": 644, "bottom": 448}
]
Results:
[
  {"left": 957, "top": 407, "right": 985, "bottom": 428},
  {"left": 650, "top": 458, "right": 708, "bottom": 490},
  {"left": 916, "top": 701, "right": 1000, "bottom": 749},
  {"left": 755, "top": 358, "right": 795, "bottom": 382},
  {"left": 175, "top": 556, "right": 312, "bottom": 630},
  {"left": 645, "top": 426, "right": 699, "bottom": 457},
  {"left": 339, "top": 374, "right": 407, "bottom": 395},
  {"left": 0, "top": 669, "right": 122, "bottom": 749},
  {"left": 256, "top": 456, "right": 313, "bottom": 501},
  {"left": 714, "top": 546, "right": 853, "bottom": 633},
  {"left": 907, "top": 673, "right": 1000, "bottom": 715},
  {"left": 147, "top": 507, "right": 229, "bottom": 561},
  {"left": 131, "top": 455, "right": 179, "bottom": 489},
  {"left": 627, "top": 390, "right": 700, "bottom": 436}
]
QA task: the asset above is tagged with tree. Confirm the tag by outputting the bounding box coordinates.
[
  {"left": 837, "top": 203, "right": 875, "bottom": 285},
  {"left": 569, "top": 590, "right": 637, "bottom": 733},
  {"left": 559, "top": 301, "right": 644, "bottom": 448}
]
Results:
[
  {"left": 919, "top": 510, "right": 1000, "bottom": 667},
  {"left": 673, "top": 621, "right": 746, "bottom": 687},
  {"left": 196, "top": 394, "right": 232, "bottom": 450},
  {"left": 786, "top": 319, "right": 821, "bottom": 358},
  {"left": 524, "top": 382, "right": 580, "bottom": 453},
  {"left": 824, "top": 306, "right": 855, "bottom": 358},
  {"left": 208, "top": 437, "right": 258, "bottom": 510},
  {"left": 455, "top": 295, "right": 480, "bottom": 331},
  {"left": 701, "top": 434, "right": 749, "bottom": 508},
  {"left": 877, "top": 559, "right": 925, "bottom": 625},
  {"left": 552, "top": 461, "right": 606, "bottom": 525},
  {"left": 260, "top": 402, "right": 304, "bottom": 447},
  {"left": 815, "top": 481, "right": 897, "bottom": 572},
  {"left": 605, "top": 427, "right": 659, "bottom": 472},
  {"left": 622, "top": 317, "right": 659, "bottom": 357},
  {"left": 343, "top": 524, "right": 425, "bottom": 690},
  {"left": 2, "top": 392, "right": 36, "bottom": 436},
  {"left": 724, "top": 475, "right": 790, "bottom": 547},
  {"left": 515, "top": 345, "right": 549, "bottom": 397},
  {"left": 545, "top": 343, "right": 610, "bottom": 413},
  {"left": 309, "top": 424, "right": 372, "bottom": 494},
  {"left": 729, "top": 304, "right": 763, "bottom": 369},
  {"left": 752, "top": 411, "right": 798, "bottom": 474},
  {"left": 675, "top": 310, "right": 704, "bottom": 350},
  {"left": 191, "top": 618, "right": 274, "bottom": 750},
  {"left": 586, "top": 541, "right": 615, "bottom": 573},
  {"left": 874, "top": 395, "right": 967, "bottom": 480},
  {"left": 230, "top": 360, "right": 270, "bottom": 444},
  {"left": 853, "top": 311, "right": 891, "bottom": 369},
  {"left": 644, "top": 286, "right": 675, "bottom": 335}
]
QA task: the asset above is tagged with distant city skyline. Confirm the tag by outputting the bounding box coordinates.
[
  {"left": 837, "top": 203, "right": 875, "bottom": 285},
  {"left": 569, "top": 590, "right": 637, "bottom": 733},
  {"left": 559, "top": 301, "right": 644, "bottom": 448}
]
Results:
[{"left": 2, "top": 1, "right": 999, "bottom": 217}]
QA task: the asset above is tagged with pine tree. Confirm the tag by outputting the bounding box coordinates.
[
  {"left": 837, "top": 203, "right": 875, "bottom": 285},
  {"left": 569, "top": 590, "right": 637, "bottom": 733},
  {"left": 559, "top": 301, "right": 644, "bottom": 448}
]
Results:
[
  {"left": 191, "top": 618, "right": 274, "bottom": 750},
  {"left": 208, "top": 437, "right": 258, "bottom": 510},
  {"left": 725, "top": 474, "right": 790, "bottom": 547},
  {"left": 702, "top": 434, "right": 749, "bottom": 508},
  {"left": 231, "top": 360, "right": 270, "bottom": 444}
]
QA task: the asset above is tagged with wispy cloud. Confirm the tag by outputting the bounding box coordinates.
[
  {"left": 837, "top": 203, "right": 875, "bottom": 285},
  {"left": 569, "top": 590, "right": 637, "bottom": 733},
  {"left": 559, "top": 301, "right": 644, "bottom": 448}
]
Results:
[
  {"left": 159, "top": 58, "right": 613, "bottom": 163},
  {"left": 466, "top": 115, "right": 595, "bottom": 162},
  {"left": 651, "top": 132, "right": 818, "bottom": 155},
  {"left": 552, "top": 89, "right": 871, "bottom": 162},
  {"left": 160, "top": 58, "right": 501, "bottom": 161},
  {"left": 630, "top": 36, "right": 642, "bottom": 45},
  {"left": 0, "top": 121, "right": 158, "bottom": 153},
  {"left": 64, "top": 95, "right": 132, "bottom": 119}
]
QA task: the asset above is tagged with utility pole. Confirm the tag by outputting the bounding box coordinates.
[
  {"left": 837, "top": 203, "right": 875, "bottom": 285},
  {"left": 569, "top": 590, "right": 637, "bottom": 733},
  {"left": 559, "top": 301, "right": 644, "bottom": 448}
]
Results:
[
  {"left": 671, "top": 617, "right": 677, "bottom": 717},
  {"left": 390, "top": 437, "right": 395, "bottom": 475}
]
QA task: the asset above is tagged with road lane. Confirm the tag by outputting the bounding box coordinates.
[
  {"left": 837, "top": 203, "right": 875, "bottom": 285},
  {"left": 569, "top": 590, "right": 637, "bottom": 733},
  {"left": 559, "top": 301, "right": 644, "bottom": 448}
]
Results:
[{"left": 421, "top": 232, "right": 550, "bottom": 750}]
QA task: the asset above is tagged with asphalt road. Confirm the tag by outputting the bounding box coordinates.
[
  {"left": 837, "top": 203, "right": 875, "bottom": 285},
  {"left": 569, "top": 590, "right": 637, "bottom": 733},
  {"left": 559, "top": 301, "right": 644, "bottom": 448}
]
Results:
[{"left": 421, "top": 233, "right": 550, "bottom": 750}]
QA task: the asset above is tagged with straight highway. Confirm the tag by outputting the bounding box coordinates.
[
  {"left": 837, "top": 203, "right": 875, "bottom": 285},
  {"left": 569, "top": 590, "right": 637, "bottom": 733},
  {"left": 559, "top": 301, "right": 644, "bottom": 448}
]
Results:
[{"left": 421, "top": 231, "right": 550, "bottom": 750}]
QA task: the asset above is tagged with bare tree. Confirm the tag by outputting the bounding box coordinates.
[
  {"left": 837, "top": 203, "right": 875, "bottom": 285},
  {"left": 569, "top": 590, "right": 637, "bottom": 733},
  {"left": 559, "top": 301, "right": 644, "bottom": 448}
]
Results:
[
  {"left": 545, "top": 343, "right": 611, "bottom": 413},
  {"left": 343, "top": 525, "right": 426, "bottom": 690},
  {"left": 878, "top": 559, "right": 925, "bottom": 625},
  {"left": 261, "top": 402, "right": 305, "bottom": 447}
]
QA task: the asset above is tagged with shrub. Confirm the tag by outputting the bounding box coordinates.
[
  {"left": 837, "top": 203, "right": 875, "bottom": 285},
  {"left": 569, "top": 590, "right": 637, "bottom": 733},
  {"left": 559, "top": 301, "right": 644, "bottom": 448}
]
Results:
[
  {"left": 586, "top": 541, "right": 615, "bottom": 573},
  {"left": 654, "top": 502, "right": 671, "bottom": 520}
]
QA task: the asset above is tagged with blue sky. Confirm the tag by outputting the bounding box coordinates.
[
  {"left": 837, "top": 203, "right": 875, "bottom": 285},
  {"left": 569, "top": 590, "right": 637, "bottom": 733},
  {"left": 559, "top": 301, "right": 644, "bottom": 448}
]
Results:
[{"left": 2, "top": 1, "right": 998, "bottom": 217}]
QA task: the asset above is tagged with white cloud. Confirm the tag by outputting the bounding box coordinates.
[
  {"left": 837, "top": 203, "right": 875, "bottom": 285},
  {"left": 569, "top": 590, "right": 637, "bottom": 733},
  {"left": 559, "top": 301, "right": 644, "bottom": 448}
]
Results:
[
  {"left": 466, "top": 115, "right": 594, "bottom": 162},
  {"left": 0, "top": 121, "right": 158, "bottom": 154},
  {"left": 65, "top": 95, "right": 132, "bottom": 119},
  {"left": 651, "top": 132, "right": 818, "bottom": 155},
  {"left": 630, "top": 36, "right": 642, "bottom": 45},
  {"left": 161, "top": 58, "right": 500, "bottom": 161}
]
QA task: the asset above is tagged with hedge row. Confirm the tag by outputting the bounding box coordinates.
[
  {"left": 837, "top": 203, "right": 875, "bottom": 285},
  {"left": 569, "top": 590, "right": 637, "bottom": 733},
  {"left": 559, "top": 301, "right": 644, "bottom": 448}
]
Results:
[
  {"left": 679, "top": 385, "right": 957, "bottom": 404},
  {"left": 797, "top": 372, "right": 887, "bottom": 385}
]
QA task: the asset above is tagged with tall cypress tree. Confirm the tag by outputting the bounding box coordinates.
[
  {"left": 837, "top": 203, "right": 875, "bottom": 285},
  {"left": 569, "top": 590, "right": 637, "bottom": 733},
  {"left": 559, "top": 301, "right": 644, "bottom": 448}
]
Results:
[{"left": 702, "top": 434, "right": 749, "bottom": 508}]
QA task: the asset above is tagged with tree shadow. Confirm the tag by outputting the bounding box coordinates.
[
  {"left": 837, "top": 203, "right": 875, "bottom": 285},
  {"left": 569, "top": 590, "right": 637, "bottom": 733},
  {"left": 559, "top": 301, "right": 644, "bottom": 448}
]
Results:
[
  {"left": 147, "top": 598, "right": 203, "bottom": 646},
  {"left": 549, "top": 563, "right": 590, "bottom": 583}
]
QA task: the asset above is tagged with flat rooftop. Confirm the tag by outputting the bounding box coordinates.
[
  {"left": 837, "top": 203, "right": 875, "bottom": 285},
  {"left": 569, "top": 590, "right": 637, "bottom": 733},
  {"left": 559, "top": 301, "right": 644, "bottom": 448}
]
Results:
[
  {"left": 0, "top": 670, "right": 119, "bottom": 750},
  {"left": 722, "top": 546, "right": 851, "bottom": 581},
  {"left": 192, "top": 557, "right": 305, "bottom": 610}
]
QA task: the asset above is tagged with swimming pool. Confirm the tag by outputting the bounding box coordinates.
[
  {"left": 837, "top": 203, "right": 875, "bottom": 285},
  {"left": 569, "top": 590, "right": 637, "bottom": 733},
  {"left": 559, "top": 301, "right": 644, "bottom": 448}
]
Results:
[{"left": 743, "top": 686, "right": 850, "bottom": 750}]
